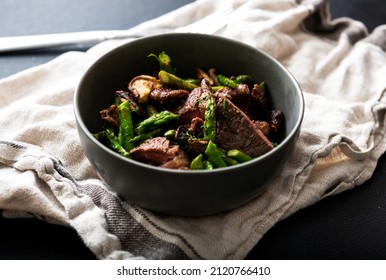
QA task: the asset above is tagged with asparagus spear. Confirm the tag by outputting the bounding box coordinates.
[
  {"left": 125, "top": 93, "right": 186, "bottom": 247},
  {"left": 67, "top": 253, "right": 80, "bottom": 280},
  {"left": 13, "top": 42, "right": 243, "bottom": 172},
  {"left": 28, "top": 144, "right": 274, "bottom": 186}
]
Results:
[
  {"left": 117, "top": 100, "right": 135, "bottom": 151},
  {"left": 135, "top": 110, "right": 178, "bottom": 134},
  {"left": 233, "top": 74, "right": 252, "bottom": 84},
  {"left": 164, "top": 129, "right": 176, "bottom": 140},
  {"left": 94, "top": 128, "right": 130, "bottom": 157},
  {"left": 259, "top": 81, "right": 266, "bottom": 91},
  {"left": 205, "top": 140, "right": 227, "bottom": 168},
  {"left": 190, "top": 154, "right": 204, "bottom": 170},
  {"left": 203, "top": 160, "right": 214, "bottom": 170},
  {"left": 223, "top": 156, "right": 239, "bottom": 166},
  {"left": 203, "top": 94, "right": 216, "bottom": 142},
  {"left": 158, "top": 70, "right": 198, "bottom": 91},
  {"left": 217, "top": 74, "right": 238, "bottom": 89},
  {"left": 129, "top": 129, "right": 161, "bottom": 145},
  {"left": 217, "top": 74, "right": 253, "bottom": 89},
  {"left": 227, "top": 149, "right": 253, "bottom": 162},
  {"left": 211, "top": 86, "right": 225, "bottom": 92}
]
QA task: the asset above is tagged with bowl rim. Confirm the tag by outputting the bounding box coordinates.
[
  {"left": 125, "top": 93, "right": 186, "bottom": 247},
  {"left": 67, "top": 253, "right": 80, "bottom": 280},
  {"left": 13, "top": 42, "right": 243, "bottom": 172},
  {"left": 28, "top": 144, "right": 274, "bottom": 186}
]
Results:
[{"left": 74, "top": 33, "right": 304, "bottom": 174}]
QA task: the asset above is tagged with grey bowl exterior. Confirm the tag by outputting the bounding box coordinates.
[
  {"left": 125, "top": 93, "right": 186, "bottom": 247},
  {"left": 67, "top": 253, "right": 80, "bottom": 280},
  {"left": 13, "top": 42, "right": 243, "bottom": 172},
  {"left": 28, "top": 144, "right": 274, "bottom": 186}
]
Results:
[{"left": 74, "top": 33, "right": 304, "bottom": 216}]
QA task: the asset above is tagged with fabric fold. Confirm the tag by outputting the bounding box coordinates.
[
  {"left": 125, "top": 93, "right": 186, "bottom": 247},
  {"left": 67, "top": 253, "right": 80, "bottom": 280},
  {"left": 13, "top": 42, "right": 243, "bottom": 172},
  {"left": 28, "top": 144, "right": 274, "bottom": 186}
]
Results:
[{"left": 0, "top": 0, "right": 385, "bottom": 259}]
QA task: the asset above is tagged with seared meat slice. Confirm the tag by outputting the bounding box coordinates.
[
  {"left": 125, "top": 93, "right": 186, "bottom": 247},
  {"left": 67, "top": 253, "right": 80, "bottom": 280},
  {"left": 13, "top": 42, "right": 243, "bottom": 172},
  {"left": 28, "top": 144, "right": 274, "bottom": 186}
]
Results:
[
  {"left": 250, "top": 83, "right": 270, "bottom": 116},
  {"left": 188, "top": 117, "right": 204, "bottom": 136},
  {"left": 214, "top": 84, "right": 250, "bottom": 99},
  {"left": 175, "top": 79, "right": 212, "bottom": 124},
  {"left": 214, "top": 86, "right": 234, "bottom": 99},
  {"left": 268, "top": 110, "right": 285, "bottom": 134},
  {"left": 188, "top": 139, "right": 208, "bottom": 154},
  {"left": 215, "top": 83, "right": 273, "bottom": 121},
  {"left": 149, "top": 88, "right": 189, "bottom": 104},
  {"left": 235, "top": 83, "right": 250, "bottom": 96},
  {"left": 99, "top": 104, "right": 119, "bottom": 128},
  {"left": 160, "top": 154, "right": 190, "bottom": 169},
  {"left": 215, "top": 96, "right": 273, "bottom": 158},
  {"left": 267, "top": 109, "right": 285, "bottom": 141},
  {"left": 214, "top": 84, "right": 258, "bottom": 120},
  {"left": 129, "top": 137, "right": 189, "bottom": 169},
  {"left": 253, "top": 120, "right": 271, "bottom": 137}
]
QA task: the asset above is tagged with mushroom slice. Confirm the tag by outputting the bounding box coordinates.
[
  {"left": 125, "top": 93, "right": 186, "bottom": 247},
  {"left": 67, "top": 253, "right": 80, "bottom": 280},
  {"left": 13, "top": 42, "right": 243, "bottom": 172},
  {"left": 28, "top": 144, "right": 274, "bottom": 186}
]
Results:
[
  {"left": 196, "top": 68, "right": 214, "bottom": 85},
  {"left": 128, "top": 75, "right": 162, "bottom": 104}
]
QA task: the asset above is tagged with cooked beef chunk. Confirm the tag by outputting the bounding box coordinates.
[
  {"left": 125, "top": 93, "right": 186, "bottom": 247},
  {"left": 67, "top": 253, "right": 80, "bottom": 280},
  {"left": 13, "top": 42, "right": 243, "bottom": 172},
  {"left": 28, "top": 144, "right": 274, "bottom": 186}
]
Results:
[
  {"left": 214, "top": 86, "right": 234, "bottom": 99},
  {"left": 175, "top": 79, "right": 212, "bottom": 124},
  {"left": 129, "top": 136, "right": 189, "bottom": 169},
  {"left": 199, "top": 78, "right": 213, "bottom": 92},
  {"left": 149, "top": 88, "right": 190, "bottom": 104},
  {"left": 160, "top": 155, "right": 189, "bottom": 169},
  {"left": 99, "top": 104, "right": 119, "bottom": 128},
  {"left": 268, "top": 110, "right": 284, "bottom": 132},
  {"left": 174, "top": 87, "right": 203, "bottom": 123},
  {"left": 115, "top": 90, "right": 130, "bottom": 101},
  {"left": 187, "top": 139, "right": 208, "bottom": 154},
  {"left": 250, "top": 83, "right": 270, "bottom": 116},
  {"left": 214, "top": 84, "right": 259, "bottom": 120},
  {"left": 235, "top": 83, "right": 250, "bottom": 96},
  {"left": 188, "top": 117, "right": 204, "bottom": 136},
  {"left": 253, "top": 120, "right": 271, "bottom": 137},
  {"left": 214, "top": 84, "right": 250, "bottom": 99},
  {"left": 232, "top": 98, "right": 259, "bottom": 121},
  {"left": 268, "top": 109, "right": 285, "bottom": 140},
  {"left": 215, "top": 96, "right": 273, "bottom": 158}
]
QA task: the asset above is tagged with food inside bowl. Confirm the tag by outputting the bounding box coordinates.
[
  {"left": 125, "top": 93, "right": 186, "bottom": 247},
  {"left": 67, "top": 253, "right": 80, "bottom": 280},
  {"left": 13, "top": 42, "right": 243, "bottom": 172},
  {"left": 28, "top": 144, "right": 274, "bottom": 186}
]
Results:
[{"left": 93, "top": 52, "right": 285, "bottom": 170}]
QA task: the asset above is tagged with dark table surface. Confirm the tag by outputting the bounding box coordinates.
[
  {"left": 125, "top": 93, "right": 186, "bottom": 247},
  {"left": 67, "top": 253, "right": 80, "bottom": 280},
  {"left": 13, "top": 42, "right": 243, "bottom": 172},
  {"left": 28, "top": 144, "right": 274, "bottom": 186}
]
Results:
[{"left": 0, "top": 0, "right": 385, "bottom": 260}]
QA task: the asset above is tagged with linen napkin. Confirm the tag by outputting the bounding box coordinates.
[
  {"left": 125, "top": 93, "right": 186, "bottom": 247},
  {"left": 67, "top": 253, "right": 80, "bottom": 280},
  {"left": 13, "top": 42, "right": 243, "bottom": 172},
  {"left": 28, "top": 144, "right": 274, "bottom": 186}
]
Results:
[{"left": 0, "top": 0, "right": 385, "bottom": 259}]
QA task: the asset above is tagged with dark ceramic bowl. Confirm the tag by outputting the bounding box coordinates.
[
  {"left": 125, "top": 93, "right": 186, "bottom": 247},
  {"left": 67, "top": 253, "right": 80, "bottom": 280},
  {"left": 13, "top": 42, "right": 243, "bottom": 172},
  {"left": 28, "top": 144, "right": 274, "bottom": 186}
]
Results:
[{"left": 74, "top": 33, "right": 304, "bottom": 216}]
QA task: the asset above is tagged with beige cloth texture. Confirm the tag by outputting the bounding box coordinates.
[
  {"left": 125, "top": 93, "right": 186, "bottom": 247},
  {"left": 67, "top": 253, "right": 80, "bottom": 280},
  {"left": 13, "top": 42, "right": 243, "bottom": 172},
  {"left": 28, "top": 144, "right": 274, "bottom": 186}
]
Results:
[{"left": 0, "top": 0, "right": 385, "bottom": 259}]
